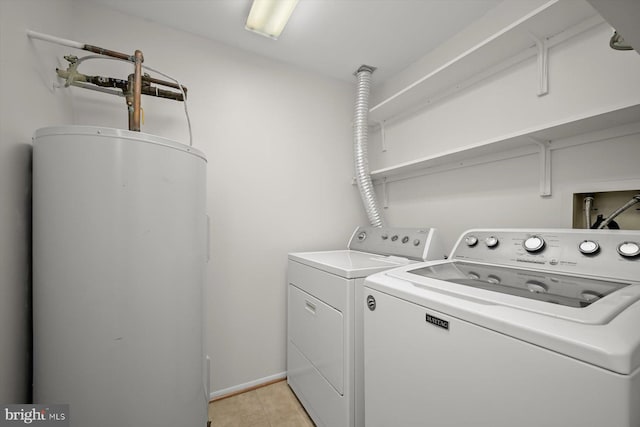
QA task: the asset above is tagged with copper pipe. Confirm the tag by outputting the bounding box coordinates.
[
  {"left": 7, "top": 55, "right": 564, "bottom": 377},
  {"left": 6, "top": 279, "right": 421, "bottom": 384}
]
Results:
[
  {"left": 28, "top": 31, "right": 189, "bottom": 130},
  {"left": 143, "top": 75, "right": 188, "bottom": 96},
  {"left": 84, "top": 44, "right": 134, "bottom": 61},
  {"left": 131, "top": 50, "right": 144, "bottom": 131},
  {"left": 27, "top": 31, "right": 135, "bottom": 63},
  {"left": 140, "top": 85, "right": 185, "bottom": 101}
]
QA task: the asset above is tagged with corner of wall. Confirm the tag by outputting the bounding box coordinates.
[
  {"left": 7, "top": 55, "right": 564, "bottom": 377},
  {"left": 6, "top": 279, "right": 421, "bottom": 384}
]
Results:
[{"left": 0, "top": 0, "right": 75, "bottom": 403}]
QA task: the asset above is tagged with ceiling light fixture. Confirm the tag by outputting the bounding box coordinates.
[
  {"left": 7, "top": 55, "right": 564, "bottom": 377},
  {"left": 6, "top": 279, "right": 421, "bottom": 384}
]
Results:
[{"left": 245, "top": 0, "right": 299, "bottom": 40}]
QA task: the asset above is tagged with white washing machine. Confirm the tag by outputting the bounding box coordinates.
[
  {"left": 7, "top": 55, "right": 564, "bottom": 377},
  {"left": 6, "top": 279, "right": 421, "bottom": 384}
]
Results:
[
  {"left": 364, "top": 228, "right": 640, "bottom": 427},
  {"left": 287, "top": 226, "right": 445, "bottom": 427}
]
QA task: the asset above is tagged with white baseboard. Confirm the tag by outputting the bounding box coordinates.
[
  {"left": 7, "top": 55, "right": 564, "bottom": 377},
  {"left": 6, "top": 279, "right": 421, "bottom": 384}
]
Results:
[{"left": 209, "top": 371, "right": 287, "bottom": 401}]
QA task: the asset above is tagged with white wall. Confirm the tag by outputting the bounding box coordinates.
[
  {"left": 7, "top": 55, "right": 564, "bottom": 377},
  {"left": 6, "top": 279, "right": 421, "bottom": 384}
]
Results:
[
  {"left": 369, "top": 7, "right": 640, "bottom": 250},
  {"left": 0, "top": 0, "right": 74, "bottom": 402},
  {"left": 67, "top": 1, "right": 366, "bottom": 395}
]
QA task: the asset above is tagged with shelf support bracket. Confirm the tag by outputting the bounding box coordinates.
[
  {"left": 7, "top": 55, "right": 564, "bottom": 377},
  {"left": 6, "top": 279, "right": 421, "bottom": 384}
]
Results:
[
  {"left": 380, "top": 121, "right": 387, "bottom": 153},
  {"left": 382, "top": 177, "right": 389, "bottom": 208},
  {"left": 530, "top": 34, "right": 549, "bottom": 97},
  {"left": 529, "top": 137, "right": 551, "bottom": 197}
]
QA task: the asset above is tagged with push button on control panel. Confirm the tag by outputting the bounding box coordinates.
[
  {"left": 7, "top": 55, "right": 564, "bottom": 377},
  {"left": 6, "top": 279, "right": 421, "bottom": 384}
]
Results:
[
  {"left": 402, "top": 236, "right": 409, "bottom": 244},
  {"left": 484, "top": 236, "right": 499, "bottom": 248},
  {"left": 465, "top": 236, "right": 478, "bottom": 247}
]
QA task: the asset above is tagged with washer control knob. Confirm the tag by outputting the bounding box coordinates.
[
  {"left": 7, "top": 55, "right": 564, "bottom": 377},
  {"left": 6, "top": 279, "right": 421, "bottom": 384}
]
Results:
[
  {"left": 357, "top": 231, "right": 367, "bottom": 241},
  {"left": 402, "top": 236, "right": 409, "bottom": 244},
  {"left": 617, "top": 241, "right": 640, "bottom": 258},
  {"left": 485, "top": 236, "right": 499, "bottom": 248},
  {"left": 465, "top": 236, "right": 478, "bottom": 247},
  {"left": 578, "top": 240, "right": 600, "bottom": 255},
  {"left": 523, "top": 235, "right": 545, "bottom": 253}
]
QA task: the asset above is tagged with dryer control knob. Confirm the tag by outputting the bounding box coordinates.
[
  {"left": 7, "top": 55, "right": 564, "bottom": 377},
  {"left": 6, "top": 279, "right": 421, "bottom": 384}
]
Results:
[
  {"left": 578, "top": 240, "right": 600, "bottom": 255},
  {"left": 465, "top": 236, "right": 478, "bottom": 247},
  {"left": 523, "top": 235, "right": 545, "bottom": 253},
  {"left": 617, "top": 241, "right": 640, "bottom": 258},
  {"left": 485, "top": 236, "right": 499, "bottom": 248}
]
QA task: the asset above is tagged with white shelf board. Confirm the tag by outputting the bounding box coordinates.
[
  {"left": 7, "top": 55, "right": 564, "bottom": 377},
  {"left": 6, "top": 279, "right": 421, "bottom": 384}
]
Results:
[
  {"left": 369, "top": 0, "right": 601, "bottom": 124},
  {"left": 370, "top": 102, "right": 640, "bottom": 183}
]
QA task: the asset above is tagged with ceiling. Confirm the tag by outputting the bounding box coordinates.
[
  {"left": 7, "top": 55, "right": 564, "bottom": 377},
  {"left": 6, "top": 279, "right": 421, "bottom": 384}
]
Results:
[{"left": 86, "top": 0, "right": 500, "bottom": 85}]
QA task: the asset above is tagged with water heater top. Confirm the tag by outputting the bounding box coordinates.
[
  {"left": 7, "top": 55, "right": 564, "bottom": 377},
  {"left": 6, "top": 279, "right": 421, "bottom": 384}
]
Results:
[{"left": 33, "top": 125, "right": 206, "bottom": 162}]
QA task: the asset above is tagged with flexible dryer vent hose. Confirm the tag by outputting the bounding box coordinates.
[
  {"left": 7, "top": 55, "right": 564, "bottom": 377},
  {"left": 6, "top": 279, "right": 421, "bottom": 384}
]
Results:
[{"left": 353, "top": 65, "right": 384, "bottom": 228}]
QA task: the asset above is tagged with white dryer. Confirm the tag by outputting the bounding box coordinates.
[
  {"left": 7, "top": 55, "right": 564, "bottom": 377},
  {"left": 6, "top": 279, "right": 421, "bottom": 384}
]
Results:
[
  {"left": 364, "top": 228, "right": 640, "bottom": 427},
  {"left": 287, "top": 226, "right": 444, "bottom": 427}
]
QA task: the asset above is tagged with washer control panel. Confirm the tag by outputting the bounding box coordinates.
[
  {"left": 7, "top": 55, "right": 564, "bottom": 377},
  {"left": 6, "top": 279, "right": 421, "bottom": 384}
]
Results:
[
  {"left": 453, "top": 229, "right": 640, "bottom": 282},
  {"left": 348, "top": 226, "right": 444, "bottom": 261}
]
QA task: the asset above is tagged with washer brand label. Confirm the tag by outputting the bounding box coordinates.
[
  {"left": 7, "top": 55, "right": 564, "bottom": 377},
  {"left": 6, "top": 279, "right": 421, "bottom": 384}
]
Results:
[{"left": 425, "top": 313, "right": 449, "bottom": 330}]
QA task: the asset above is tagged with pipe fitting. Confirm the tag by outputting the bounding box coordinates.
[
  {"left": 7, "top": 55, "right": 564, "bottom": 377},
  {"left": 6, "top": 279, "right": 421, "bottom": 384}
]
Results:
[{"left": 355, "top": 65, "right": 377, "bottom": 75}]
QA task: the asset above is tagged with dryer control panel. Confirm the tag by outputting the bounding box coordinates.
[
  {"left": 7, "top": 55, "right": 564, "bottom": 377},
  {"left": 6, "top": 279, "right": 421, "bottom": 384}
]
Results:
[
  {"left": 348, "top": 226, "right": 445, "bottom": 261},
  {"left": 452, "top": 228, "right": 640, "bottom": 282}
]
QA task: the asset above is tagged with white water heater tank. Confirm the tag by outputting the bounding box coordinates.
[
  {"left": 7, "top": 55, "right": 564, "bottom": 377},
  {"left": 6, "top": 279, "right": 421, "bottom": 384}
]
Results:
[{"left": 32, "top": 126, "right": 208, "bottom": 427}]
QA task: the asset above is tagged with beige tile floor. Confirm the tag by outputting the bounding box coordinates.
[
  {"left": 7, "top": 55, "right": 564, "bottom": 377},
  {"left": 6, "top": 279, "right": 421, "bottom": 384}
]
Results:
[{"left": 208, "top": 380, "right": 315, "bottom": 427}]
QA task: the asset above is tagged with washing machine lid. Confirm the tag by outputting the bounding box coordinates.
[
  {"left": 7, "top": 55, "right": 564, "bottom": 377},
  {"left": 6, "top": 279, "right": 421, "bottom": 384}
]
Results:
[
  {"left": 387, "top": 260, "right": 640, "bottom": 325},
  {"left": 289, "top": 250, "right": 411, "bottom": 279},
  {"left": 367, "top": 261, "right": 640, "bottom": 374}
]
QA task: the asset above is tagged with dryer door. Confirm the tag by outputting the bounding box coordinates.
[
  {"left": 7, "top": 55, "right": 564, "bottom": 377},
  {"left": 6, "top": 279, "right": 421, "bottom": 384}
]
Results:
[{"left": 289, "top": 284, "right": 344, "bottom": 394}]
